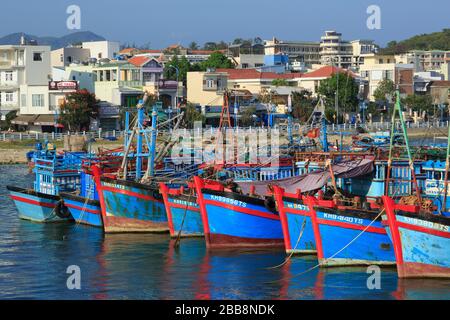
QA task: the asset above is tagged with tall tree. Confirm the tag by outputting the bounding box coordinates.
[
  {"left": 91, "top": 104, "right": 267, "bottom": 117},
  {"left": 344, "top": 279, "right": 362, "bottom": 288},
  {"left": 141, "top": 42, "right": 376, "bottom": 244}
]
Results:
[
  {"left": 201, "top": 51, "right": 234, "bottom": 70},
  {"left": 59, "top": 90, "right": 99, "bottom": 131},
  {"left": 188, "top": 41, "right": 199, "bottom": 50},
  {"left": 291, "top": 90, "right": 316, "bottom": 122},
  {"left": 373, "top": 79, "right": 396, "bottom": 102},
  {"left": 317, "top": 72, "right": 359, "bottom": 113},
  {"left": 164, "top": 55, "right": 191, "bottom": 83}
]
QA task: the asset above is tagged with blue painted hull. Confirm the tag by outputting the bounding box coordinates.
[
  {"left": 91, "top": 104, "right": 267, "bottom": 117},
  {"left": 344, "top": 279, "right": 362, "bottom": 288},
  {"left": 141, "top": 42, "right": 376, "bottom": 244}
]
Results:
[
  {"left": 98, "top": 178, "right": 168, "bottom": 233},
  {"left": 167, "top": 195, "right": 203, "bottom": 237},
  {"left": 280, "top": 199, "right": 316, "bottom": 254},
  {"left": 382, "top": 205, "right": 450, "bottom": 278},
  {"left": 200, "top": 190, "right": 284, "bottom": 249},
  {"left": 61, "top": 193, "right": 103, "bottom": 227},
  {"left": 313, "top": 206, "right": 396, "bottom": 267},
  {"left": 7, "top": 186, "right": 71, "bottom": 223}
]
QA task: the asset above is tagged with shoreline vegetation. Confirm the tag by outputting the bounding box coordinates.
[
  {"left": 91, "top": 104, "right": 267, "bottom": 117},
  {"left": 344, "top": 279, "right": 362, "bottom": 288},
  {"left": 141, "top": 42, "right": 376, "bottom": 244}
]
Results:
[{"left": 0, "top": 127, "right": 448, "bottom": 164}]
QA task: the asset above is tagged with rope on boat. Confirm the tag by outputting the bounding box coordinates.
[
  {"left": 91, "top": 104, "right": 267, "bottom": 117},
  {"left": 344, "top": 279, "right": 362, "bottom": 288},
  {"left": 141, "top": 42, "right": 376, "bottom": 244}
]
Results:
[
  {"left": 264, "top": 208, "right": 385, "bottom": 284},
  {"left": 73, "top": 189, "right": 93, "bottom": 229},
  {"left": 265, "top": 217, "right": 307, "bottom": 270},
  {"left": 173, "top": 189, "right": 195, "bottom": 249}
]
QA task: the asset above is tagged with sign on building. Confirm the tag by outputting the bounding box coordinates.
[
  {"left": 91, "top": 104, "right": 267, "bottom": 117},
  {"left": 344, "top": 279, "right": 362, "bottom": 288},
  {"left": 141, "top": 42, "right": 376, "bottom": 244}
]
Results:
[{"left": 48, "top": 81, "right": 79, "bottom": 91}]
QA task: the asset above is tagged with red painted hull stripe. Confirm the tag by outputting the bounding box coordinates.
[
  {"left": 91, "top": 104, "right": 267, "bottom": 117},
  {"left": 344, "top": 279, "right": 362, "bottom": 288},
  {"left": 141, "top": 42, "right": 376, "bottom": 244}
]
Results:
[
  {"left": 168, "top": 202, "right": 200, "bottom": 212},
  {"left": 10, "top": 195, "right": 56, "bottom": 208},
  {"left": 65, "top": 203, "right": 101, "bottom": 215},
  {"left": 397, "top": 221, "right": 450, "bottom": 239},
  {"left": 101, "top": 185, "right": 161, "bottom": 203},
  {"left": 204, "top": 199, "right": 280, "bottom": 221},
  {"left": 317, "top": 218, "right": 386, "bottom": 234}
]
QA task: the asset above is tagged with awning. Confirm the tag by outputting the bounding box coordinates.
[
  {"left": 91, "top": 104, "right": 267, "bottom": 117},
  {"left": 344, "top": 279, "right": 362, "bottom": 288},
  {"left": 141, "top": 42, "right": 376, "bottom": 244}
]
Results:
[
  {"left": 237, "top": 158, "right": 374, "bottom": 195},
  {"left": 33, "top": 114, "right": 57, "bottom": 126},
  {"left": 11, "top": 115, "right": 38, "bottom": 125}
]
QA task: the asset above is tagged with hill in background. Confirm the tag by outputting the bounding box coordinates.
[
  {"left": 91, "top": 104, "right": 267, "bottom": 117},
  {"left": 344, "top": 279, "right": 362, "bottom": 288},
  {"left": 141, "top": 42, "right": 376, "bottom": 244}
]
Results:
[
  {"left": 381, "top": 29, "right": 450, "bottom": 54},
  {"left": 0, "top": 31, "right": 105, "bottom": 49}
]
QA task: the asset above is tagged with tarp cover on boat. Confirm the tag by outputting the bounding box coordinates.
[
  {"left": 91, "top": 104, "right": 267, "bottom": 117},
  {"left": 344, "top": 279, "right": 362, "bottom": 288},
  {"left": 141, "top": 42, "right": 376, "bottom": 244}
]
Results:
[{"left": 237, "top": 158, "right": 374, "bottom": 195}]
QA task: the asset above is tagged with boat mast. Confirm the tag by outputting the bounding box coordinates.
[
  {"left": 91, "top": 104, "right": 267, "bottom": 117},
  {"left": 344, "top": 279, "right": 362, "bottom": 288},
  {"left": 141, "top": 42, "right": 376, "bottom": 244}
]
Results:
[
  {"left": 385, "top": 89, "right": 421, "bottom": 203},
  {"left": 442, "top": 120, "right": 450, "bottom": 211}
]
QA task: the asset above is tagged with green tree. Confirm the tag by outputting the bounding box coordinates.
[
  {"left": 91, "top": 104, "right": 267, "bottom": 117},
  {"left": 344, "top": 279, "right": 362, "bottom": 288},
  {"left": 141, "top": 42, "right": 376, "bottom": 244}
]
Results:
[
  {"left": 183, "top": 103, "right": 204, "bottom": 128},
  {"left": 402, "top": 94, "right": 433, "bottom": 114},
  {"left": 271, "top": 78, "right": 289, "bottom": 87},
  {"left": 317, "top": 72, "right": 359, "bottom": 113},
  {"left": 164, "top": 55, "right": 191, "bottom": 83},
  {"left": 200, "top": 51, "right": 234, "bottom": 70},
  {"left": 291, "top": 90, "right": 316, "bottom": 122},
  {"left": 373, "top": 79, "right": 396, "bottom": 102},
  {"left": 239, "top": 106, "right": 257, "bottom": 126},
  {"left": 59, "top": 90, "right": 99, "bottom": 131},
  {"left": 0, "top": 110, "right": 17, "bottom": 131},
  {"left": 188, "top": 41, "right": 199, "bottom": 50}
]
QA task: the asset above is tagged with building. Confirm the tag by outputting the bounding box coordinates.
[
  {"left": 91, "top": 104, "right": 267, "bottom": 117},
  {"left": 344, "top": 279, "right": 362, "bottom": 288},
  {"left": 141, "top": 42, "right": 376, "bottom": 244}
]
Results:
[
  {"left": 319, "top": 31, "right": 353, "bottom": 69},
  {"left": 413, "top": 71, "right": 444, "bottom": 94},
  {"left": 93, "top": 56, "right": 179, "bottom": 108},
  {"left": 52, "top": 64, "right": 96, "bottom": 93},
  {"left": 360, "top": 55, "right": 414, "bottom": 100},
  {"left": 82, "top": 41, "right": 120, "bottom": 60},
  {"left": 395, "top": 50, "right": 450, "bottom": 72},
  {"left": 50, "top": 47, "right": 90, "bottom": 67},
  {"left": 186, "top": 70, "right": 228, "bottom": 106},
  {"left": 350, "top": 40, "right": 378, "bottom": 68},
  {"left": 428, "top": 80, "right": 450, "bottom": 105},
  {"left": 0, "top": 44, "right": 57, "bottom": 123},
  {"left": 264, "top": 37, "right": 321, "bottom": 68},
  {"left": 227, "top": 41, "right": 265, "bottom": 69}
]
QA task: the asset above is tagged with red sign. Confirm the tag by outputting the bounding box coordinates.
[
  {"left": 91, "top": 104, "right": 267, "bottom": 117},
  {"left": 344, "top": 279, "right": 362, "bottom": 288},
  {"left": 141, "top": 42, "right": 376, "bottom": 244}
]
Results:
[{"left": 48, "top": 81, "right": 78, "bottom": 91}]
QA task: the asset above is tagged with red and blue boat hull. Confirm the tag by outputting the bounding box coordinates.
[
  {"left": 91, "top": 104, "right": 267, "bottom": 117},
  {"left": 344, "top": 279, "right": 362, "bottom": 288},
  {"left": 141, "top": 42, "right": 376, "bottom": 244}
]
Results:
[
  {"left": 95, "top": 176, "right": 168, "bottom": 233},
  {"left": 273, "top": 187, "right": 318, "bottom": 254},
  {"left": 7, "top": 186, "right": 71, "bottom": 223},
  {"left": 194, "top": 177, "right": 284, "bottom": 249},
  {"left": 382, "top": 196, "right": 450, "bottom": 278},
  {"left": 60, "top": 193, "right": 103, "bottom": 227},
  {"left": 310, "top": 197, "right": 396, "bottom": 267},
  {"left": 160, "top": 183, "right": 203, "bottom": 237}
]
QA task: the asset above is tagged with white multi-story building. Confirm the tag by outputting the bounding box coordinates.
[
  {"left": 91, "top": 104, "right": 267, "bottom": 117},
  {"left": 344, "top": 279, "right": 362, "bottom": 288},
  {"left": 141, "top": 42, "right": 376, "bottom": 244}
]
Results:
[
  {"left": 0, "top": 44, "right": 52, "bottom": 119},
  {"left": 320, "top": 31, "right": 353, "bottom": 69},
  {"left": 82, "top": 41, "right": 120, "bottom": 60}
]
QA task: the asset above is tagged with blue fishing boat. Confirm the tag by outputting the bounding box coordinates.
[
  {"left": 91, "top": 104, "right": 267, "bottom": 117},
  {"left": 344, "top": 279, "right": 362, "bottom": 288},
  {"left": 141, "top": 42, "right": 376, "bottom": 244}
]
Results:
[
  {"left": 309, "top": 197, "right": 396, "bottom": 267},
  {"left": 382, "top": 196, "right": 450, "bottom": 278},
  {"left": 160, "top": 182, "right": 203, "bottom": 237},
  {"left": 7, "top": 143, "right": 84, "bottom": 222},
  {"left": 193, "top": 176, "right": 284, "bottom": 249}
]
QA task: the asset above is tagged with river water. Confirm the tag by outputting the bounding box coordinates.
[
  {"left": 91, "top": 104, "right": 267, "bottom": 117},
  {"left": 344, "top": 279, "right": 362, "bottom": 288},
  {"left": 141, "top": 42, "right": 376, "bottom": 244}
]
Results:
[{"left": 0, "top": 165, "right": 449, "bottom": 300}]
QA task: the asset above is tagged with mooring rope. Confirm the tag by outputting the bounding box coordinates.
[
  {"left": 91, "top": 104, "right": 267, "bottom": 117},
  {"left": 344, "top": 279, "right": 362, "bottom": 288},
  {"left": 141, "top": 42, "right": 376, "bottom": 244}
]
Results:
[
  {"left": 265, "top": 217, "right": 307, "bottom": 270},
  {"left": 264, "top": 208, "right": 385, "bottom": 284}
]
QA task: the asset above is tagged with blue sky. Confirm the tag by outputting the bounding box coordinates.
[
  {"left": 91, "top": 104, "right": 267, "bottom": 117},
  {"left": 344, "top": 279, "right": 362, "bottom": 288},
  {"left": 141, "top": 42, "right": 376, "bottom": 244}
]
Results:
[{"left": 1, "top": 0, "right": 449, "bottom": 48}]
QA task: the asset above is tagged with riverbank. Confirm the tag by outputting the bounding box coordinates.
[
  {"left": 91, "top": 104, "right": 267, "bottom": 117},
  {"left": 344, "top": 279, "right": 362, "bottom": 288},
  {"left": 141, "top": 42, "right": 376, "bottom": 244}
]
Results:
[{"left": 0, "top": 139, "right": 124, "bottom": 164}]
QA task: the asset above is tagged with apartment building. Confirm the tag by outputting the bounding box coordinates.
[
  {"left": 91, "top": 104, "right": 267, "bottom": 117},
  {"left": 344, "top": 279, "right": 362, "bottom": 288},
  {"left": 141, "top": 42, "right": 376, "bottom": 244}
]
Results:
[
  {"left": 0, "top": 44, "right": 52, "bottom": 118},
  {"left": 264, "top": 37, "right": 321, "bottom": 67},
  {"left": 319, "top": 31, "right": 353, "bottom": 69},
  {"left": 360, "top": 55, "right": 414, "bottom": 100},
  {"left": 395, "top": 50, "right": 450, "bottom": 72}
]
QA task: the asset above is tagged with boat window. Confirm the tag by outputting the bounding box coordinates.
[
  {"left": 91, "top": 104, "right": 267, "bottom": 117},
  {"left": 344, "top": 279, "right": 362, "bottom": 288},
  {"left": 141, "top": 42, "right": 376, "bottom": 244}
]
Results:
[{"left": 434, "top": 171, "right": 442, "bottom": 180}]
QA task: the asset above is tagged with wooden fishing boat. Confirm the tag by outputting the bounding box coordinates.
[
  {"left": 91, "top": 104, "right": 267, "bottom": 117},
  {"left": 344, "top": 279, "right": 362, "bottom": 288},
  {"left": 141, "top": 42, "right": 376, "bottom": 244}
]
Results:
[
  {"left": 7, "top": 145, "right": 84, "bottom": 223},
  {"left": 382, "top": 196, "right": 449, "bottom": 278},
  {"left": 193, "top": 176, "right": 284, "bottom": 249}
]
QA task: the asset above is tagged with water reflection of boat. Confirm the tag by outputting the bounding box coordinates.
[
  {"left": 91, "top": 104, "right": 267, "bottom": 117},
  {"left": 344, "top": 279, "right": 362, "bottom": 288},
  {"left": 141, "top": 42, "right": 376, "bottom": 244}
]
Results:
[{"left": 393, "top": 278, "right": 450, "bottom": 300}]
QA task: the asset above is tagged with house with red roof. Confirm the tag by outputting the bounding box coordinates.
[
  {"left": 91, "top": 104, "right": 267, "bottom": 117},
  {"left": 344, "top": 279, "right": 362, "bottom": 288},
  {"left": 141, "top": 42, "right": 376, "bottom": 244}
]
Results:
[{"left": 186, "top": 65, "right": 359, "bottom": 106}]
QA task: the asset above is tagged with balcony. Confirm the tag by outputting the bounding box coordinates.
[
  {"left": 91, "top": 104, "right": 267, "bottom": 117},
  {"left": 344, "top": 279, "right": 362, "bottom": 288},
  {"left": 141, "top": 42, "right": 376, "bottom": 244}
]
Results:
[{"left": 118, "top": 80, "right": 143, "bottom": 88}]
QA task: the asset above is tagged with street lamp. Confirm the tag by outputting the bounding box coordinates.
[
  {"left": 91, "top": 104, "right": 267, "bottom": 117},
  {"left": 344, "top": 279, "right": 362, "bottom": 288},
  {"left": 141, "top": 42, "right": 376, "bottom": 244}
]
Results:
[{"left": 168, "top": 65, "right": 180, "bottom": 111}]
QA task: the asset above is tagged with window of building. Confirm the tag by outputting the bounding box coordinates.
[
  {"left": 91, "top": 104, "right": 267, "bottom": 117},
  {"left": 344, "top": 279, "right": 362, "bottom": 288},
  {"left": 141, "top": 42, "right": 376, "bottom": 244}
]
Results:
[
  {"left": 21, "top": 94, "right": 26, "bottom": 107},
  {"left": 5, "top": 71, "right": 13, "bottom": 81},
  {"left": 5, "top": 93, "right": 14, "bottom": 102},
  {"left": 32, "top": 94, "right": 44, "bottom": 107},
  {"left": 60, "top": 54, "right": 64, "bottom": 62},
  {"left": 98, "top": 53, "right": 102, "bottom": 59},
  {"left": 206, "top": 79, "right": 215, "bottom": 88},
  {"left": 33, "top": 52, "right": 43, "bottom": 61}
]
